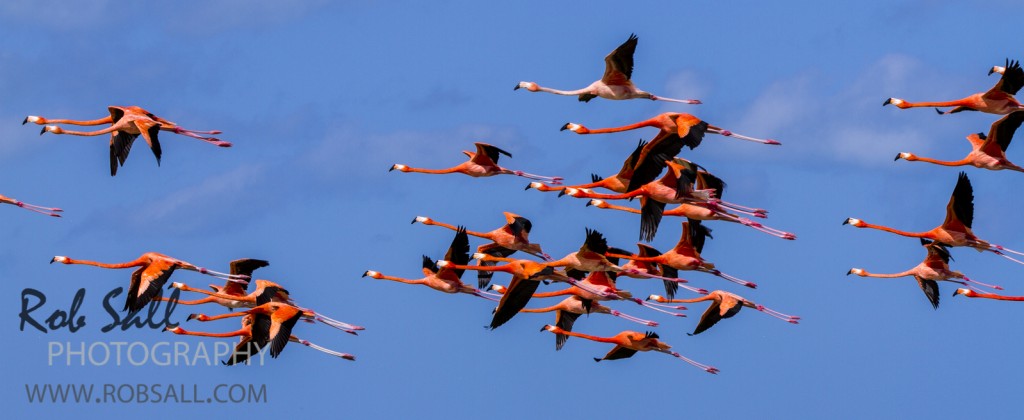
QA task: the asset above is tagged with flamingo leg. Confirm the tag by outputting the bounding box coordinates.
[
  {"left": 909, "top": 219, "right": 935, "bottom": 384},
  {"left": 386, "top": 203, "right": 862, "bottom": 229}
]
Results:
[
  {"left": 605, "top": 309, "right": 659, "bottom": 327},
  {"left": 707, "top": 127, "right": 781, "bottom": 145},
  {"left": 703, "top": 269, "right": 758, "bottom": 289},
  {"left": 12, "top": 201, "right": 63, "bottom": 217},
  {"left": 754, "top": 304, "right": 801, "bottom": 323},
  {"left": 649, "top": 95, "right": 701, "bottom": 105},
  {"left": 171, "top": 127, "right": 232, "bottom": 147},
  {"left": 628, "top": 298, "right": 688, "bottom": 317},
  {"left": 624, "top": 269, "right": 709, "bottom": 295},
  {"left": 960, "top": 276, "right": 1003, "bottom": 291},
  {"left": 508, "top": 169, "right": 564, "bottom": 184},
  {"left": 291, "top": 336, "right": 356, "bottom": 361},
  {"left": 657, "top": 349, "right": 719, "bottom": 374}
]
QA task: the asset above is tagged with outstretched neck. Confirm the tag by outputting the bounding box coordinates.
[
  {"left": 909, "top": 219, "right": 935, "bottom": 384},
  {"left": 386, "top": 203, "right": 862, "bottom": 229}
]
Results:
[
  {"left": 858, "top": 222, "right": 929, "bottom": 238},
  {"left": 583, "top": 119, "right": 659, "bottom": 134},
  {"left": 968, "top": 292, "right": 1024, "bottom": 301},
  {"left": 537, "top": 85, "right": 592, "bottom": 97},
  {"left": 405, "top": 167, "right": 461, "bottom": 174},
  {"left": 531, "top": 288, "right": 573, "bottom": 298},
  {"left": 63, "top": 258, "right": 144, "bottom": 269},
  {"left": 856, "top": 269, "right": 916, "bottom": 279},
  {"left": 907, "top": 156, "right": 972, "bottom": 167},
  {"left": 555, "top": 329, "right": 618, "bottom": 344}
]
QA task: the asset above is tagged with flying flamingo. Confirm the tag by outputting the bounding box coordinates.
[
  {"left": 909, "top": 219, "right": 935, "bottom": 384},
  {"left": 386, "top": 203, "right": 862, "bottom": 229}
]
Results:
[
  {"left": 645, "top": 291, "right": 799, "bottom": 335},
  {"left": 436, "top": 256, "right": 568, "bottom": 329},
  {"left": 526, "top": 139, "right": 647, "bottom": 195},
  {"left": 540, "top": 326, "right": 719, "bottom": 373},
  {"left": 561, "top": 112, "right": 780, "bottom": 146},
  {"left": 511, "top": 296, "right": 656, "bottom": 350},
  {"left": 361, "top": 227, "right": 499, "bottom": 301},
  {"left": 953, "top": 288, "right": 1024, "bottom": 301},
  {"left": 884, "top": 59, "right": 1023, "bottom": 115},
  {"left": 847, "top": 239, "right": 1001, "bottom": 308},
  {"left": 49, "top": 252, "right": 250, "bottom": 312},
  {"left": 170, "top": 303, "right": 355, "bottom": 363},
  {"left": 389, "top": 142, "right": 562, "bottom": 184},
  {"left": 155, "top": 258, "right": 269, "bottom": 308},
  {"left": 587, "top": 199, "right": 795, "bottom": 240},
  {"left": 608, "top": 244, "right": 678, "bottom": 299},
  {"left": 28, "top": 106, "right": 231, "bottom": 176},
  {"left": 843, "top": 172, "right": 1024, "bottom": 265},
  {"left": 0, "top": 194, "right": 62, "bottom": 217},
  {"left": 541, "top": 228, "right": 677, "bottom": 285},
  {"left": 607, "top": 220, "right": 758, "bottom": 289},
  {"left": 412, "top": 212, "right": 551, "bottom": 287},
  {"left": 514, "top": 34, "right": 700, "bottom": 104},
  {"left": 895, "top": 111, "right": 1024, "bottom": 172},
  {"left": 170, "top": 279, "right": 363, "bottom": 334}
]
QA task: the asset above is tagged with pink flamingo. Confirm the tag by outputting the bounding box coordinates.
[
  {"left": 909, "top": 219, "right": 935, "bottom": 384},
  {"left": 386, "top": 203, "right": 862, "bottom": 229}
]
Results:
[
  {"left": 895, "top": 111, "right": 1024, "bottom": 172},
  {"left": 515, "top": 34, "right": 700, "bottom": 104},
  {"left": 646, "top": 291, "right": 799, "bottom": 335},
  {"left": 884, "top": 59, "right": 1023, "bottom": 115},
  {"left": 540, "top": 326, "right": 719, "bottom": 374},
  {"left": 390, "top": 142, "right": 562, "bottom": 183},
  {"left": 562, "top": 112, "right": 780, "bottom": 145}
]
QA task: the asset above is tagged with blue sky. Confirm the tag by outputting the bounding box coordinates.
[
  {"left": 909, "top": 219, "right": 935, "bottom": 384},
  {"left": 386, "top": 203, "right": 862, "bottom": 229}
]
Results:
[{"left": 4, "top": 1, "right": 1024, "bottom": 418}]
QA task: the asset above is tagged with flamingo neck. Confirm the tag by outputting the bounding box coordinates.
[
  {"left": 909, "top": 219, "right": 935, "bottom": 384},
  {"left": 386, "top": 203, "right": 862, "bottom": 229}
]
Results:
[
  {"left": 64, "top": 258, "right": 144, "bottom": 269},
  {"left": 968, "top": 292, "right": 1024, "bottom": 301},
  {"left": 175, "top": 328, "right": 249, "bottom": 338},
  {"left": 556, "top": 329, "right": 619, "bottom": 344},
  {"left": 858, "top": 223, "right": 930, "bottom": 238},
  {"left": 405, "top": 167, "right": 461, "bottom": 175},
  {"left": 537, "top": 85, "right": 592, "bottom": 96},
  {"left": 908, "top": 156, "right": 972, "bottom": 167},
  {"left": 856, "top": 269, "right": 916, "bottom": 279},
  {"left": 532, "top": 288, "right": 573, "bottom": 298},
  {"left": 583, "top": 119, "right": 660, "bottom": 134}
]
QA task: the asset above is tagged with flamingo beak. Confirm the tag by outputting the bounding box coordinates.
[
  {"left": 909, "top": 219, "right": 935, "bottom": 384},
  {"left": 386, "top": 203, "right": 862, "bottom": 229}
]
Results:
[
  {"left": 513, "top": 84, "right": 520, "bottom": 91},
  {"left": 22, "top": 117, "right": 28, "bottom": 125},
  {"left": 894, "top": 153, "right": 902, "bottom": 161},
  {"left": 559, "top": 123, "right": 570, "bottom": 131},
  {"left": 186, "top": 314, "right": 199, "bottom": 321},
  {"left": 39, "top": 127, "right": 47, "bottom": 135},
  {"left": 842, "top": 218, "right": 851, "bottom": 225},
  {"left": 846, "top": 269, "right": 853, "bottom": 275},
  {"left": 49, "top": 257, "right": 56, "bottom": 264},
  {"left": 882, "top": 98, "right": 892, "bottom": 106},
  {"left": 557, "top": 189, "right": 567, "bottom": 197}
]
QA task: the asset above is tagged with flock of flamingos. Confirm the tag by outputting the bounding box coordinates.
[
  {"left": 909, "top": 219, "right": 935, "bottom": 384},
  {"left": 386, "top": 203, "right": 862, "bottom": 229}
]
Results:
[{"left": 8, "top": 35, "right": 1024, "bottom": 373}]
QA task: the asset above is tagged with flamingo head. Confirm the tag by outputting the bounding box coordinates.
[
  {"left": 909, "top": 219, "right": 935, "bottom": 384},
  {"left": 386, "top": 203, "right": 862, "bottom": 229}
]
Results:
[
  {"left": 186, "top": 313, "right": 208, "bottom": 322},
  {"left": 525, "top": 182, "right": 546, "bottom": 191},
  {"left": 50, "top": 256, "right": 69, "bottom": 264},
  {"left": 390, "top": 164, "right": 408, "bottom": 172},
  {"left": 514, "top": 82, "right": 539, "bottom": 92},
  {"left": 563, "top": 188, "right": 590, "bottom": 198},
  {"left": 883, "top": 98, "right": 909, "bottom": 108},
  {"left": 586, "top": 199, "right": 608, "bottom": 208},
  {"left": 490, "top": 284, "right": 507, "bottom": 293},
  {"left": 894, "top": 152, "right": 915, "bottom": 161},
  {"left": 560, "top": 123, "right": 587, "bottom": 133},
  {"left": 165, "top": 326, "right": 185, "bottom": 334},
  {"left": 23, "top": 115, "right": 41, "bottom": 125},
  {"left": 436, "top": 260, "right": 451, "bottom": 269},
  {"left": 846, "top": 268, "right": 865, "bottom": 276},
  {"left": 990, "top": 66, "right": 1006, "bottom": 76},
  {"left": 411, "top": 216, "right": 431, "bottom": 224},
  {"left": 541, "top": 324, "right": 559, "bottom": 333},
  {"left": 952, "top": 288, "right": 974, "bottom": 297},
  {"left": 362, "top": 270, "right": 382, "bottom": 279},
  {"left": 647, "top": 294, "right": 667, "bottom": 303},
  {"left": 842, "top": 218, "right": 865, "bottom": 227},
  {"left": 41, "top": 125, "right": 63, "bottom": 135},
  {"left": 170, "top": 282, "right": 185, "bottom": 290}
]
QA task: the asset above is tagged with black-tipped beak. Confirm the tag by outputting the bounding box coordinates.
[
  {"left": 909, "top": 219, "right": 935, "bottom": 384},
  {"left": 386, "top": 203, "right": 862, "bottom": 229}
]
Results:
[
  {"left": 186, "top": 314, "right": 198, "bottom": 321},
  {"left": 513, "top": 84, "right": 520, "bottom": 91},
  {"left": 361, "top": 271, "right": 369, "bottom": 278},
  {"left": 989, "top": 68, "right": 996, "bottom": 76},
  {"left": 49, "top": 257, "right": 56, "bottom": 264},
  {"left": 22, "top": 117, "right": 28, "bottom": 125},
  {"left": 560, "top": 123, "right": 570, "bottom": 131},
  {"left": 539, "top": 326, "right": 547, "bottom": 332},
  {"left": 585, "top": 200, "right": 593, "bottom": 207},
  {"left": 410, "top": 218, "right": 417, "bottom": 224},
  {"left": 842, "top": 219, "right": 850, "bottom": 225},
  {"left": 846, "top": 269, "right": 853, "bottom": 276},
  {"left": 39, "top": 127, "right": 46, "bottom": 135},
  {"left": 894, "top": 153, "right": 902, "bottom": 161},
  {"left": 882, "top": 98, "right": 892, "bottom": 106},
  {"left": 557, "top": 189, "right": 567, "bottom": 197},
  {"left": 388, "top": 166, "right": 395, "bottom": 172},
  {"left": 524, "top": 183, "right": 532, "bottom": 191},
  {"left": 934, "top": 108, "right": 945, "bottom": 115},
  {"left": 952, "top": 290, "right": 960, "bottom": 297}
]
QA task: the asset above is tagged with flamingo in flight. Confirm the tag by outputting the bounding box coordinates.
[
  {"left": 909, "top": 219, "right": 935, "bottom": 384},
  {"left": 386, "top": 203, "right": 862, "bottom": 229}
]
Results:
[
  {"left": 526, "top": 139, "right": 648, "bottom": 195},
  {"left": 491, "top": 266, "right": 690, "bottom": 317},
  {"left": 847, "top": 239, "right": 1001, "bottom": 308},
  {"left": 27, "top": 106, "right": 231, "bottom": 176},
  {"left": 390, "top": 142, "right": 562, "bottom": 184},
  {"left": 171, "top": 279, "right": 363, "bottom": 334},
  {"left": 0, "top": 193, "right": 62, "bottom": 217},
  {"left": 510, "top": 296, "right": 656, "bottom": 350},
  {"left": 412, "top": 212, "right": 551, "bottom": 287},
  {"left": 646, "top": 291, "right": 799, "bottom": 335},
  {"left": 170, "top": 302, "right": 355, "bottom": 364},
  {"left": 514, "top": 34, "right": 700, "bottom": 104},
  {"left": 587, "top": 199, "right": 795, "bottom": 240},
  {"left": 562, "top": 112, "right": 780, "bottom": 146},
  {"left": 953, "top": 288, "right": 1024, "bottom": 301},
  {"left": 540, "top": 326, "right": 719, "bottom": 373},
  {"left": 362, "top": 227, "right": 500, "bottom": 301},
  {"left": 50, "top": 252, "right": 249, "bottom": 312},
  {"left": 884, "top": 59, "right": 1023, "bottom": 115},
  {"left": 843, "top": 172, "right": 1024, "bottom": 265},
  {"left": 608, "top": 220, "right": 759, "bottom": 289},
  {"left": 155, "top": 258, "right": 269, "bottom": 308},
  {"left": 895, "top": 111, "right": 1024, "bottom": 172}
]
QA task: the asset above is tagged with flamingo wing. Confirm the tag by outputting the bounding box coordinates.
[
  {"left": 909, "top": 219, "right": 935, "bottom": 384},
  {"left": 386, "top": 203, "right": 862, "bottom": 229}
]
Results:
[
  {"left": 580, "top": 228, "right": 609, "bottom": 255},
  {"left": 601, "top": 34, "right": 638, "bottom": 85},
  {"left": 688, "top": 220, "right": 713, "bottom": 254},
  {"left": 109, "top": 130, "right": 140, "bottom": 176},
  {"left": 986, "top": 110, "right": 1024, "bottom": 153},
  {"left": 625, "top": 132, "right": 684, "bottom": 192},
  {"left": 489, "top": 276, "right": 542, "bottom": 329},
  {"left": 696, "top": 170, "right": 727, "bottom": 200},
  {"left": 227, "top": 259, "right": 269, "bottom": 294},
  {"left": 133, "top": 119, "right": 163, "bottom": 165},
  {"left": 597, "top": 345, "right": 638, "bottom": 362},
  {"left": 473, "top": 142, "right": 512, "bottom": 165},
  {"left": 506, "top": 215, "right": 533, "bottom": 238},
  {"left": 107, "top": 106, "right": 127, "bottom": 123},
  {"left": 223, "top": 337, "right": 262, "bottom": 366},
  {"left": 989, "top": 59, "right": 1024, "bottom": 96},
  {"left": 475, "top": 243, "right": 516, "bottom": 288},
  {"left": 640, "top": 195, "right": 667, "bottom": 242},
  {"left": 616, "top": 139, "right": 648, "bottom": 180},
  {"left": 421, "top": 255, "right": 438, "bottom": 277},
  {"left": 439, "top": 227, "right": 470, "bottom": 279},
  {"left": 554, "top": 309, "right": 581, "bottom": 350},
  {"left": 942, "top": 172, "right": 974, "bottom": 230},
  {"left": 268, "top": 310, "right": 303, "bottom": 358},
  {"left": 126, "top": 260, "right": 177, "bottom": 312},
  {"left": 915, "top": 276, "right": 940, "bottom": 309},
  {"left": 691, "top": 298, "right": 739, "bottom": 335},
  {"left": 672, "top": 114, "right": 710, "bottom": 150}
]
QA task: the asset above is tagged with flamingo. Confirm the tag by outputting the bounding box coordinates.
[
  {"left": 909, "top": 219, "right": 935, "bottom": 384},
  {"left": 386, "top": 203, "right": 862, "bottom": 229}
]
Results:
[
  {"left": 608, "top": 244, "right": 677, "bottom": 299},
  {"left": 412, "top": 212, "right": 550, "bottom": 287},
  {"left": 169, "top": 303, "right": 355, "bottom": 363},
  {"left": 389, "top": 142, "right": 562, "bottom": 184},
  {"left": 847, "top": 239, "right": 1001, "bottom": 308},
  {"left": 607, "top": 220, "right": 758, "bottom": 289},
  {"left": 49, "top": 252, "right": 249, "bottom": 312},
  {"left": 843, "top": 172, "right": 1024, "bottom": 265},
  {"left": 953, "top": 288, "right": 1024, "bottom": 301},
  {"left": 171, "top": 279, "right": 363, "bottom": 334},
  {"left": 587, "top": 199, "right": 795, "bottom": 240},
  {"left": 0, "top": 194, "right": 62, "bottom": 217},
  {"left": 561, "top": 112, "right": 780, "bottom": 146},
  {"left": 895, "top": 111, "right": 1024, "bottom": 172},
  {"left": 361, "top": 227, "right": 499, "bottom": 301},
  {"left": 511, "top": 296, "right": 656, "bottom": 350},
  {"left": 155, "top": 258, "right": 269, "bottom": 308},
  {"left": 28, "top": 106, "right": 231, "bottom": 176},
  {"left": 540, "top": 326, "right": 719, "bottom": 373},
  {"left": 884, "top": 59, "right": 1023, "bottom": 115},
  {"left": 646, "top": 291, "right": 799, "bottom": 335},
  {"left": 514, "top": 34, "right": 700, "bottom": 104},
  {"left": 526, "top": 139, "right": 648, "bottom": 195}
]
